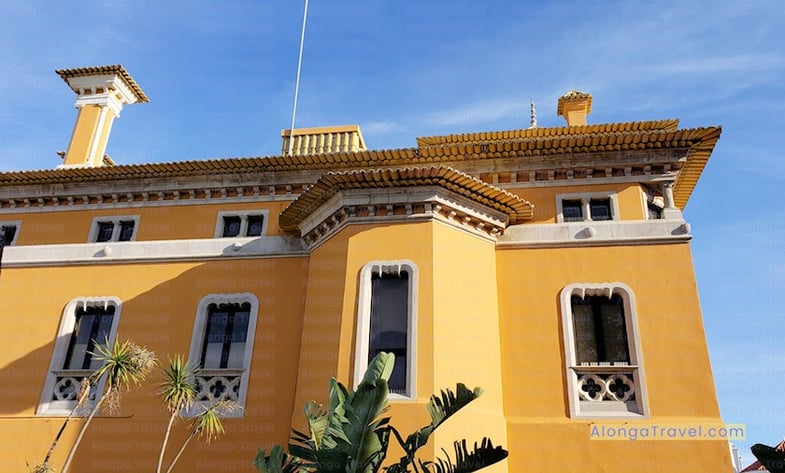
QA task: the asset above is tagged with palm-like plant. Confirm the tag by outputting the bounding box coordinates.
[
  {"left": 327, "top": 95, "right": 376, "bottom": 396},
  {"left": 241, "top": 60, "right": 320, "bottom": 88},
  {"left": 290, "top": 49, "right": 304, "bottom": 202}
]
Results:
[
  {"left": 30, "top": 378, "right": 91, "bottom": 473},
  {"left": 163, "top": 399, "right": 239, "bottom": 473},
  {"left": 254, "top": 352, "right": 507, "bottom": 473},
  {"left": 156, "top": 355, "right": 198, "bottom": 473},
  {"left": 60, "top": 339, "right": 157, "bottom": 473}
]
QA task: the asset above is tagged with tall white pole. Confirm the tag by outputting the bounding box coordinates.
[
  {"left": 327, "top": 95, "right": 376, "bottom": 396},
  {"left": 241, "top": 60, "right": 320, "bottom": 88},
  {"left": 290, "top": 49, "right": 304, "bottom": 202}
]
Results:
[{"left": 287, "top": 0, "right": 309, "bottom": 156}]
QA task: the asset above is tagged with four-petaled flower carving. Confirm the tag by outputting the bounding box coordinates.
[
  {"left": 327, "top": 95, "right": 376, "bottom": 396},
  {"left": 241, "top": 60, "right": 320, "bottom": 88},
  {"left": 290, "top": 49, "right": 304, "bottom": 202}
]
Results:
[
  {"left": 608, "top": 377, "right": 631, "bottom": 399},
  {"left": 581, "top": 377, "right": 603, "bottom": 400}
]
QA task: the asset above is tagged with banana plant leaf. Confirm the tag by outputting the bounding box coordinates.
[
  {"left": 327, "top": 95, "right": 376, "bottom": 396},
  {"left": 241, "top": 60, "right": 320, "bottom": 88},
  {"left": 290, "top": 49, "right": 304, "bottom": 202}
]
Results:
[
  {"left": 255, "top": 352, "right": 505, "bottom": 473},
  {"left": 419, "top": 438, "right": 508, "bottom": 473},
  {"left": 254, "top": 445, "right": 307, "bottom": 473},
  {"left": 405, "top": 384, "right": 483, "bottom": 452}
]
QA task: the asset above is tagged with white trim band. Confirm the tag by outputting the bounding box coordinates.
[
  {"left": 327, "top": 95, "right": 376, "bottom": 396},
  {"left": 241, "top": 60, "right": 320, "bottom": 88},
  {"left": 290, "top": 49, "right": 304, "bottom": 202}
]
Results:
[
  {"left": 1, "top": 236, "right": 307, "bottom": 267},
  {"left": 498, "top": 219, "right": 691, "bottom": 248}
]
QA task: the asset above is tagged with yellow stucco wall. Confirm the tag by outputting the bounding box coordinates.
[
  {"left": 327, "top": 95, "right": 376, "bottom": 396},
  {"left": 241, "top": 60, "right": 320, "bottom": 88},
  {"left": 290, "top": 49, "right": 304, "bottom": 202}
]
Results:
[
  {"left": 7, "top": 184, "right": 649, "bottom": 245},
  {"left": 496, "top": 242, "right": 732, "bottom": 472},
  {"left": 0, "top": 257, "right": 307, "bottom": 471},
  {"left": 291, "top": 221, "right": 437, "bottom": 463},
  {"left": 64, "top": 105, "right": 104, "bottom": 166},
  {"left": 9, "top": 200, "right": 292, "bottom": 245},
  {"left": 512, "top": 183, "right": 646, "bottom": 224},
  {"left": 291, "top": 221, "right": 508, "bottom": 469},
  {"left": 0, "top": 194, "right": 731, "bottom": 472}
]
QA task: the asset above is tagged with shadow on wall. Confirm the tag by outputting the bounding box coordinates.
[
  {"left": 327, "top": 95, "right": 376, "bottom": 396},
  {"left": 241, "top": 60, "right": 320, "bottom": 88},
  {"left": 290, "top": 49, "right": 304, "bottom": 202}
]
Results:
[{"left": 0, "top": 257, "right": 309, "bottom": 470}]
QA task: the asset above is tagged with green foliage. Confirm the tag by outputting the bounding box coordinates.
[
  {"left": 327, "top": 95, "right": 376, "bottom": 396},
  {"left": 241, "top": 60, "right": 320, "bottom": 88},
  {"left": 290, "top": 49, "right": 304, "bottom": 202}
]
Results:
[
  {"left": 61, "top": 339, "right": 157, "bottom": 473},
  {"left": 157, "top": 358, "right": 238, "bottom": 473},
  {"left": 89, "top": 338, "right": 157, "bottom": 413},
  {"left": 254, "top": 352, "right": 507, "bottom": 473},
  {"left": 387, "top": 383, "right": 483, "bottom": 473},
  {"left": 158, "top": 355, "right": 197, "bottom": 413},
  {"left": 157, "top": 355, "right": 198, "bottom": 473},
  {"left": 189, "top": 399, "right": 239, "bottom": 443},
  {"left": 419, "top": 439, "right": 508, "bottom": 473}
]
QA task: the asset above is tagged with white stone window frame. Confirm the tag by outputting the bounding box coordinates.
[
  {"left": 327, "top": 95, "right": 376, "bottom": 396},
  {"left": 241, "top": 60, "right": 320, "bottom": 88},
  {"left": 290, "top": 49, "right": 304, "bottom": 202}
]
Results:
[
  {"left": 214, "top": 210, "right": 270, "bottom": 238},
  {"left": 38, "top": 297, "right": 123, "bottom": 416},
  {"left": 0, "top": 220, "right": 21, "bottom": 245},
  {"left": 187, "top": 292, "right": 259, "bottom": 417},
  {"left": 87, "top": 215, "right": 140, "bottom": 242},
  {"left": 556, "top": 192, "right": 620, "bottom": 223},
  {"left": 559, "top": 283, "right": 649, "bottom": 418},
  {"left": 641, "top": 189, "right": 665, "bottom": 221},
  {"left": 354, "top": 260, "right": 418, "bottom": 400}
]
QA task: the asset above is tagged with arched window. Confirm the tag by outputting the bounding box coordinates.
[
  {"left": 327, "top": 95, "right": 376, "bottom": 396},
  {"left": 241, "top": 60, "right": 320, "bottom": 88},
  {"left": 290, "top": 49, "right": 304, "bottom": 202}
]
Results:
[
  {"left": 38, "top": 297, "right": 122, "bottom": 416},
  {"left": 560, "top": 283, "right": 648, "bottom": 418},
  {"left": 355, "top": 261, "right": 417, "bottom": 398},
  {"left": 188, "top": 293, "right": 259, "bottom": 416}
]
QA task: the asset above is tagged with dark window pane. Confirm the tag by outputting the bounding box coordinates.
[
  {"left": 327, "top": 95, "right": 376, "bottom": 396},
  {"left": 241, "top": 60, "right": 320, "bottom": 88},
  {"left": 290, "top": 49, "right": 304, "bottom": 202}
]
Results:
[
  {"left": 64, "top": 305, "right": 115, "bottom": 370},
  {"left": 202, "top": 307, "right": 229, "bottom": 368},
  {"left": 95, "top": 222, "right": 115, "bottom": 242},
  {"left": 369, "top": 271, "right": 409, "bottom": 393},
  {"left": 571, "top": 294, "right": 629, "bottom": 365},
  {"left": 600, "top": 296, "right": 630, "bottom": 363},
  {"left": 246, "top": 215, "right": 264, "bottom": 236},
  {"left": 563, "top": 200, "right": 583, "bottom": 222},
  {"left": 118, "top": 220, "right": 135, "bottom": 241},
  {"left": 572, "top": 296, "right": 598, "bottom": 364},
  {"left": 590, "top": 199, "right": 612, "bottom": 221},
  {"left": 648, "top": 203, "right": 663, "bottom": 220},
  {"left": 1, "top": 225, "right": 17, "bottom": 245},
  {"left": 222, "top": 216, "right": 241, "bottom": 237},
  {"left": 201, "top": 302, "right": 251, "bottom": 369},
  {"left": 228, "top": 308, "right": 250, "bottom": 368}
]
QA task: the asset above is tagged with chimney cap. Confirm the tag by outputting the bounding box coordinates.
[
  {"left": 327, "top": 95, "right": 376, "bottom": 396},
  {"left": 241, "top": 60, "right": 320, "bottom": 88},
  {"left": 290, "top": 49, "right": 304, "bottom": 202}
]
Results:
[
  {"left": 56, "top": 64, "right": 149, "bottom": 103},
  {"left": 557, "top": 90, "right": 592, "bottom": 117},
  {"left": 557, "top": 90, "right": 592, "bottom": 126}
]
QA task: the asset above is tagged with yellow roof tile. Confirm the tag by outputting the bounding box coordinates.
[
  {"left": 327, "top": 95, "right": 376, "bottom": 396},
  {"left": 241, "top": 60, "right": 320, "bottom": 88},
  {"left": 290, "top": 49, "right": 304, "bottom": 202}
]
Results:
[
  {"left": 415, "top": 120, "right": 678, "bottom": 146},
  {"left": 55, "top": 65, "right": 149, "bottom": 103},
  {"left": 279, "top": 166, "right": 534, "bottom": 232},
  {"left": 0, "top": 124, "right": 720, "bottom": 210}
]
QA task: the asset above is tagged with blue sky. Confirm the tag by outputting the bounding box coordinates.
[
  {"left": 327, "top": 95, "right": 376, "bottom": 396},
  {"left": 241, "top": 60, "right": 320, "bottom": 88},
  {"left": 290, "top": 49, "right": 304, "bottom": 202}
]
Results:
[{"left": 1, "top": 0, "right": 784, "bottom": 466}]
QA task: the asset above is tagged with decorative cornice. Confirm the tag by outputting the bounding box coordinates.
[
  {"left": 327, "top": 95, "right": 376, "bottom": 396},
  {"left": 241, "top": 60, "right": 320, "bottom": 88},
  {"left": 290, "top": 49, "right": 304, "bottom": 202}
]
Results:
[
  {"left": 0, "top": 124, "right": 719, "bottom": 211},
  {"left": 0, "top": 183, "right": 305, "bottom": 213},
  {"left": 56, "top": 65, "right": 149, "bottom": 103},
  {"left": 297, "top": 188, "right": 513, "bottom": 249},
  {"left": 279, "top": 166, "right": 534, "bottom": 233}
]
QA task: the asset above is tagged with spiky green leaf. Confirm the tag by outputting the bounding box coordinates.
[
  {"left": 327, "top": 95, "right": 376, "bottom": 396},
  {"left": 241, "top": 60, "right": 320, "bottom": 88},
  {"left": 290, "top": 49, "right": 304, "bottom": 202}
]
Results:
[
  {"left": 419, "top": 438, "right": 508, "bottom": 473},
  {"left": 190, "top": 400, "right": 239, "bottom": 443},
  {"left": 403, "top": 384, "right": 482, "bottom": 453},
  {"left": 254, "top": 445, "right": 307, "bottom": 473},
  {"left": 158, "top": 355, "right": 197, "bottom": 413}
]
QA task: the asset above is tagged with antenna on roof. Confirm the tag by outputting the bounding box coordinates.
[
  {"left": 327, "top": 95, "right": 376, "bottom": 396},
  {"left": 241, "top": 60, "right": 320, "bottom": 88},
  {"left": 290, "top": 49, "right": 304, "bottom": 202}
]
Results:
[
  {"left": 287, "top": 0, "right": 309, "bottom": 156},
  {"left": 529, "top": 98, "right": 538, "bottom": 128}
]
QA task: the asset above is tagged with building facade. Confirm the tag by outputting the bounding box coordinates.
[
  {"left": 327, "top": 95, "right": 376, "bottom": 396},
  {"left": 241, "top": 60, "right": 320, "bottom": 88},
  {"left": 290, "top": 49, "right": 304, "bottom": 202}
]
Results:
[{"left": 0, "top": 66, "right": 733, "bottom": 471}]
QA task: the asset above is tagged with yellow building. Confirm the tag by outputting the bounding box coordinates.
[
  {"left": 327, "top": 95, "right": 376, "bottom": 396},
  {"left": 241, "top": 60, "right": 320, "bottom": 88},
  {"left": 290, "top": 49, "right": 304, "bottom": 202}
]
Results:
[{"left": 0, "top": 66, "right": 733, "bottom": 471}]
